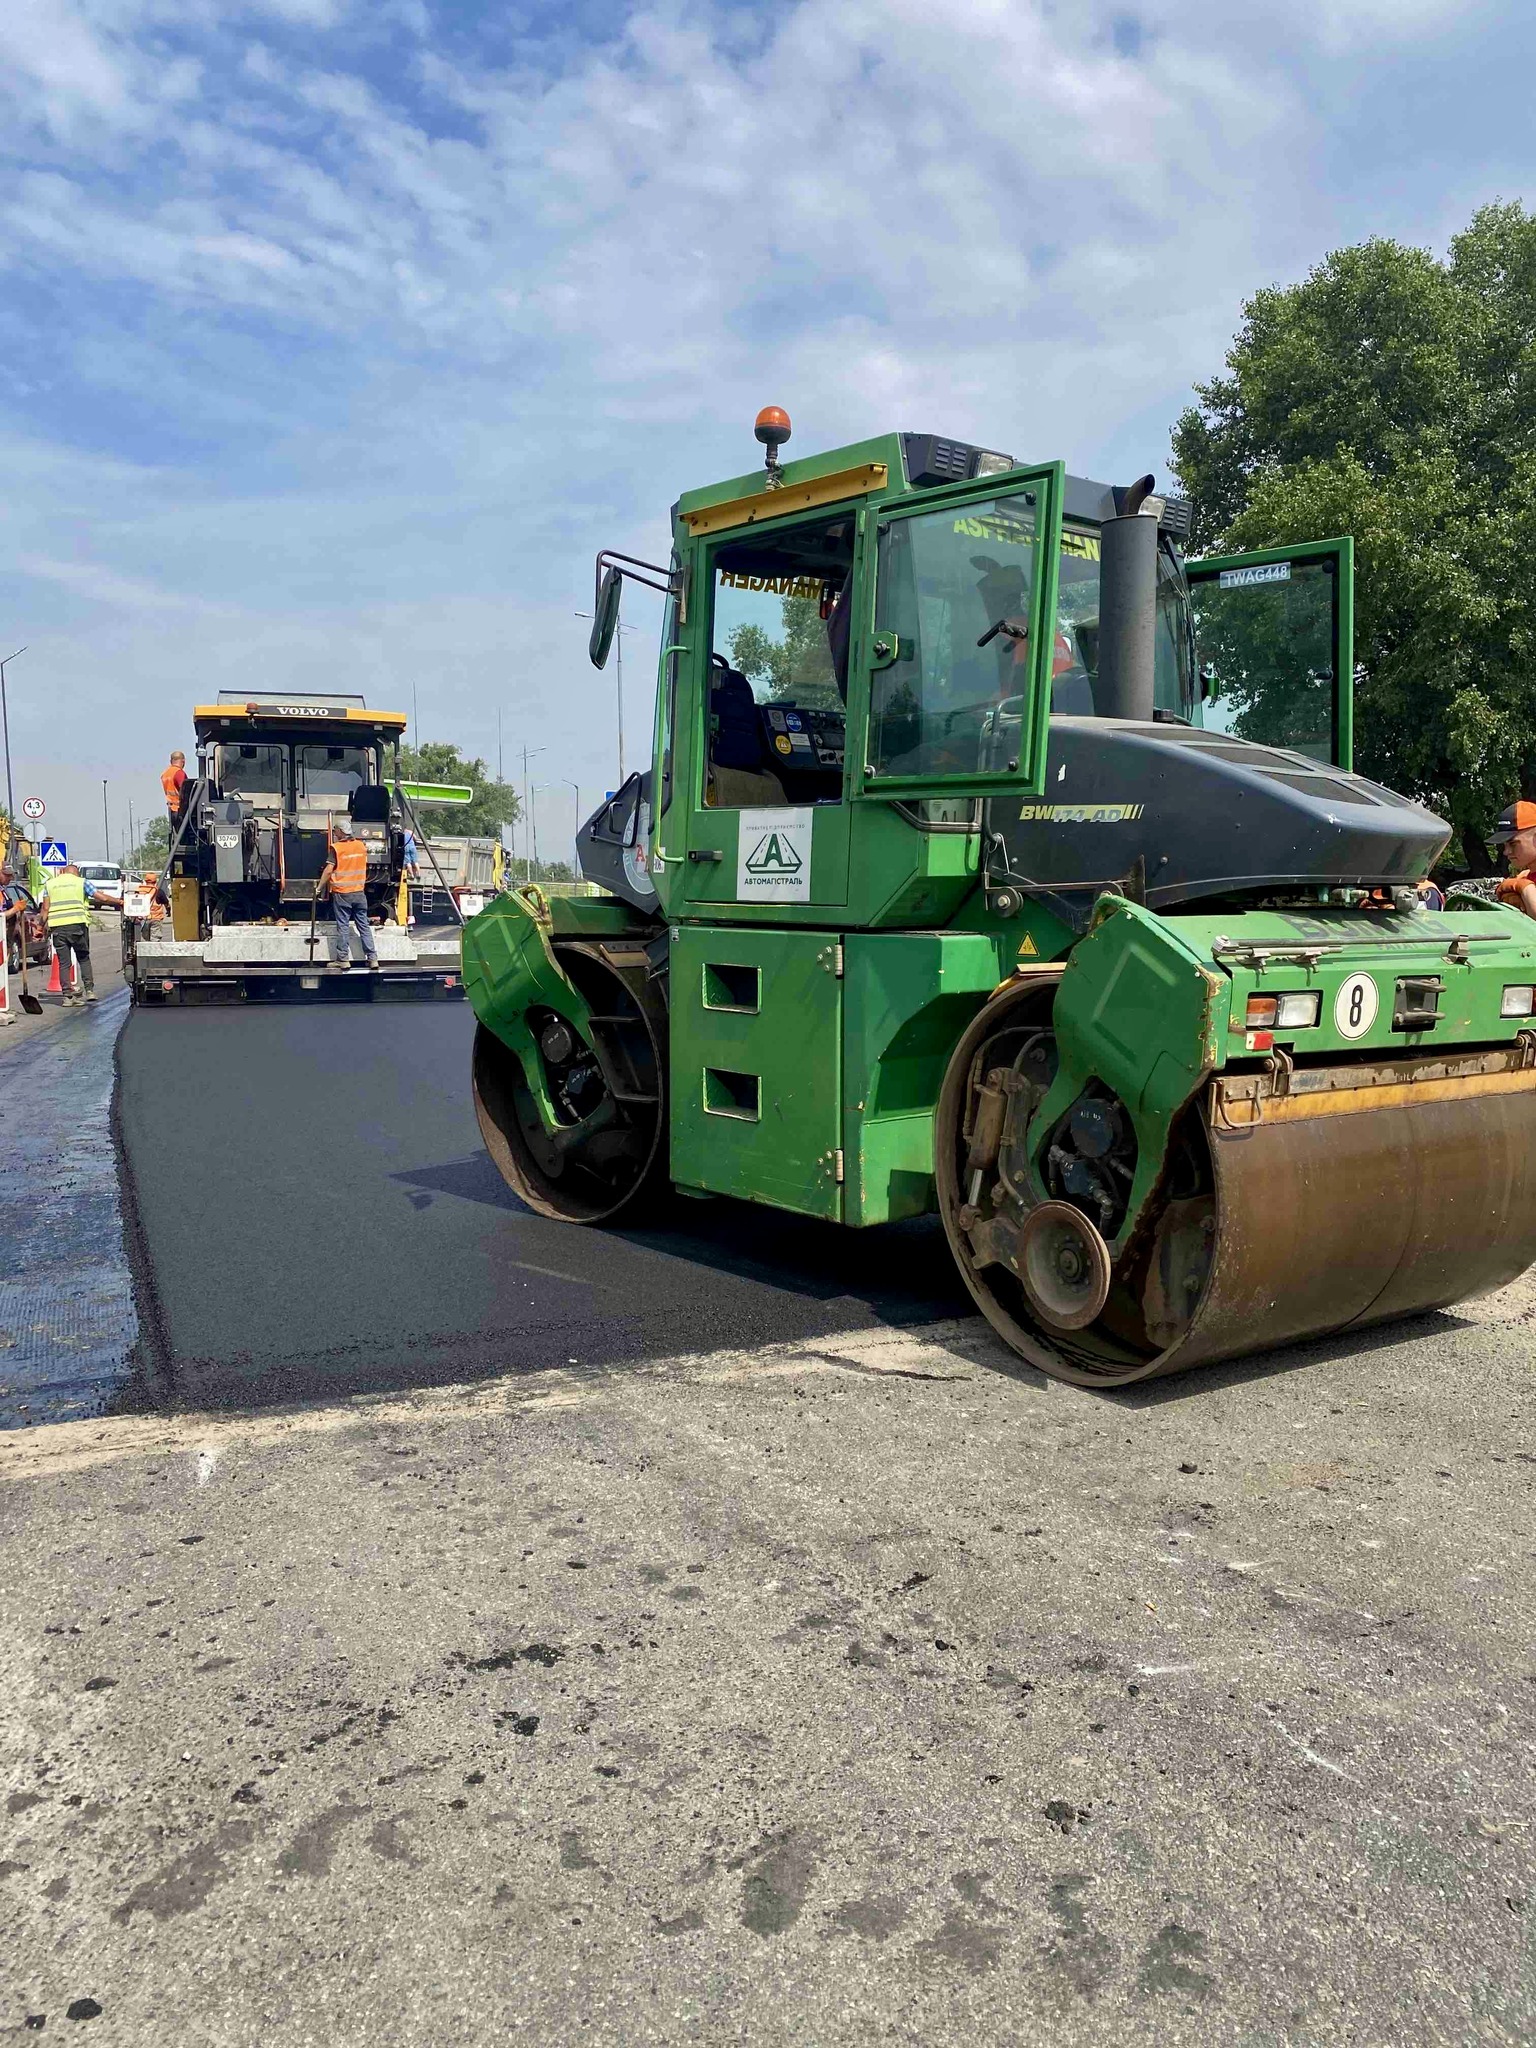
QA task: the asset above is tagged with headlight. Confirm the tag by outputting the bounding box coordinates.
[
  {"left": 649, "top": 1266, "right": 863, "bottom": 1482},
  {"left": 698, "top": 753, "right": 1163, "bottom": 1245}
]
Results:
[
  {"left": 1276, "top": 991, "right": 1322, "bottom": 1029},
  {"left": 1501, "top": 985, "right": 1535, "bottom": 1018},
  {"left": 1245, "top": 992, "right": 1321, "bottom": 1030}
]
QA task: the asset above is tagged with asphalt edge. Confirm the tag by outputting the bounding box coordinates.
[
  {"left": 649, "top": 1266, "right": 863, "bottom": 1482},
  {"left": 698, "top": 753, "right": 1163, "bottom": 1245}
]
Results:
[{"left": 108, "top": 1006, "right": 174, "bottom": 1414}]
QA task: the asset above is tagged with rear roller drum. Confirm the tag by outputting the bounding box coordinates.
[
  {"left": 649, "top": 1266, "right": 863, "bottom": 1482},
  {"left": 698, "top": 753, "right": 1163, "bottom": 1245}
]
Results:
[
  {"left": 938, "top": 979, "right": 1536, "bottom": 1389},
  {"left": 473, "top": 941, "right": 668, "bottom": 1225}
]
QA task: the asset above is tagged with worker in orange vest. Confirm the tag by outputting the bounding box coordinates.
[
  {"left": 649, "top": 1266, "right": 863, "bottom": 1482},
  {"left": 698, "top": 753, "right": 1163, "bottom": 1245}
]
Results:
[
  {"left": 1493, "top": 801, "right": 1536, "bottom": 922},
  {"left": 319, "top": 821, "right": 379, "bottom": 973},
  {"left": 161, "top": 750, "right": 188, "bottom": 816}
]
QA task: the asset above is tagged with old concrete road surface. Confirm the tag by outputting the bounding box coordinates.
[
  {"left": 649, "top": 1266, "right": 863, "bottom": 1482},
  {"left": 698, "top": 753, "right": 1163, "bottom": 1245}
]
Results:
[
  {"left": 5, "top": 1288, "right": 1536, "bottom": 2044},
  {"left": 4, "top": 999, "right": 1535, "bottom": 2045},
  {"left": 114, "top": 1003, "right": 966, "bottom": 1411}
]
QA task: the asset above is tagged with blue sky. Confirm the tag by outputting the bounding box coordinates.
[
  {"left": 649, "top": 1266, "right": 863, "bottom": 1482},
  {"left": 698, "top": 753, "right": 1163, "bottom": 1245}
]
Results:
[{"left": 0, "top": 0, "right": 1532, "bottom": 859}]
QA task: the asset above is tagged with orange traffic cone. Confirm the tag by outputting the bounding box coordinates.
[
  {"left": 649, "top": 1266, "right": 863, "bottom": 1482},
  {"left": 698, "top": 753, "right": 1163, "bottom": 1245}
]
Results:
[{"left": 45, "top": 944, "right": 81, "bottom": 995}]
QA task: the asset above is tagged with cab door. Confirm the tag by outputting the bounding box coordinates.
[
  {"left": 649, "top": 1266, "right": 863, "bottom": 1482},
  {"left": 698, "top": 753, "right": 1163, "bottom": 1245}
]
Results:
[
  {"left": 851, "top": 462, "right": 1066, "bottom": 803},
  {"left": 680, "top": 504, "right": 863, "bottom": 915},
  {"left": 1186, "top": 538, "right": 1355, "bottom": 769}
]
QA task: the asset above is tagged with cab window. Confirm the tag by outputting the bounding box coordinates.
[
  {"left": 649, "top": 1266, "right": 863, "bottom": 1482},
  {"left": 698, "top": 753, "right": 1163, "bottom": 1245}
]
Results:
[
  {"left": 1052, "top": 525, "right": 1194, "bottom": 720},
  {"left": 705, "top": 515, "right": 852, "bottom": 809},
  {"left": 870, "top": 493, "right": 1047, "bottom": 778},
  {"left": 1191, "top": 557, "right": 1337, "bottom": 760},
  {"left": 297, "top": 744, "right": 371, "bottom": 801},
  {"left": 218, "top": 743, "right": 286, "bottom": 797}
]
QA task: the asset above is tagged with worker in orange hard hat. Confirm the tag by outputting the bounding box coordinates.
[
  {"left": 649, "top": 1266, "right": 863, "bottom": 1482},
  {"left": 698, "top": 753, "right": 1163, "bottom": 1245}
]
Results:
[
  {"left": 1493, "top": 802, "right": 1536, "bottom": 921},
  {"left": 161, "top": 750, "right": 188, "bottom": 816}
]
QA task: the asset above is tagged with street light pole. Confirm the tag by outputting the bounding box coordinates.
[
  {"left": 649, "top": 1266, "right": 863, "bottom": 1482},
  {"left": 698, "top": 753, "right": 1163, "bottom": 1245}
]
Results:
[
  {"left": 615, "top": 622, "right": 626, "bottom": 785},
  {"left": 520, "top": 744, "right": 546, "bottom": 883},
  {"left": 564, "top": 779, "right": 582, "bottom": 870},
  {"left": 574, "top": 614, "right": 635, "bottom": 789},
  {"left": 0, "top": 646, "right": 26, "bottom": 824},
  {"left": 102, "top": 779, "right": 110, "bottom": 861}
]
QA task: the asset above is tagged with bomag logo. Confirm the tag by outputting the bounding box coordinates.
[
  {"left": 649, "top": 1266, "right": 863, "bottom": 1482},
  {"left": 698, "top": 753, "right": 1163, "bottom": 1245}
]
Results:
[{"left": 744, "top": 829, "right": 804, "bottom": 877}]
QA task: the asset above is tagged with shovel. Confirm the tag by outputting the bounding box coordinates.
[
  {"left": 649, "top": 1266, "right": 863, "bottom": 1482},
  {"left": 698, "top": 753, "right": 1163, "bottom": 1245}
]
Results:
[{"left": 16, "top": 932, "right": 42, "bottom": 1015}]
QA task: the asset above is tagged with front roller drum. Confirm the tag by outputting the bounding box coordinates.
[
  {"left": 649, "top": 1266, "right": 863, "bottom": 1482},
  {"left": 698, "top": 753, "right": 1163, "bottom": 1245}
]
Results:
[
  {"left": 937, "top": 983, "right": 1536, "bottom": 1389},
  {"left": 473, "top": 941, "right": 668, "bottom": 1225}
]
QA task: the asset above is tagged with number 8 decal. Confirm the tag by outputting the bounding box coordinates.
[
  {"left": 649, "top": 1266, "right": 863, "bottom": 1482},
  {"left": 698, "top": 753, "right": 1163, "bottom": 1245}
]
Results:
[{"left": 1334, "top": 972, "right": 1378, "bottom": 1040}]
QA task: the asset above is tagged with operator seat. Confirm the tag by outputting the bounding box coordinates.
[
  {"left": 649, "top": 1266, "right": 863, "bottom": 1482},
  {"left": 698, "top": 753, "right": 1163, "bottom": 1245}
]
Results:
[
  {"left": 349, "top": 784, "right": 391, "bottom": 823},
  {"left": 706, "top": 656, "right": 786, "bottom": 807}
]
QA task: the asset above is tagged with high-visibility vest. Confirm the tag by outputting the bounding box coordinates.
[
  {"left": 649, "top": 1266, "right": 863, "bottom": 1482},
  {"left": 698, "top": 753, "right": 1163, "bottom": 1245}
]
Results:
[
  {"left": 161, "top": 764, "right": 185, "bottom": 806},
  {"left": 331, "top": 839, "right": 368, "bottom": 893},
  {"left": 44, "top": 872, "right": 91, "bottom": 927}
]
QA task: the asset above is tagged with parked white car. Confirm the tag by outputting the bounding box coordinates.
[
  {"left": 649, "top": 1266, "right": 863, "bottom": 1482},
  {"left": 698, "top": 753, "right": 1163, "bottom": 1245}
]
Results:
[{"left": 77, "top": 861, "right": 125, "bottom": 910}]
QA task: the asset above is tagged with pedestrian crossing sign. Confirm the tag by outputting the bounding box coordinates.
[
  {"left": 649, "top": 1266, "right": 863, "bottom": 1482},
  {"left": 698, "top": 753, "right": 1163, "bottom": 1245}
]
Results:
[{"left": 39, "top": 839, "right": 67, "bottom": 867}]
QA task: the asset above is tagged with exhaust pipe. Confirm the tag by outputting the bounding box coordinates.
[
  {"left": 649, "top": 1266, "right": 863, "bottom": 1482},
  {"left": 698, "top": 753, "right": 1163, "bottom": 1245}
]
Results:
[{"left": 1095, "top": 474, "right": 1159, "bottom": 722}]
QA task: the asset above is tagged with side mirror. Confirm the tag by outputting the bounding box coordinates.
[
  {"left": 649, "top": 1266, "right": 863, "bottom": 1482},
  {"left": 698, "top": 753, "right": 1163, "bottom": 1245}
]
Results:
[{"left": 589, "top": 568, "right": 622, "bottom": 670}]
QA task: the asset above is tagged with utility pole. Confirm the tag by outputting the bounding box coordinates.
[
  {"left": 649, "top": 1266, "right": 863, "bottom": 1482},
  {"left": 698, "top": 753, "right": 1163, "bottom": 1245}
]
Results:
[
  {"left": 520, "top": 744, "right": 546, "bottom": 883},
  {"left": 574, "top": 613, "right": 635, "bottom": 787},
  {"left": 127, "top": 796, "right": 136, "bottom": 869},
  {"left": 564, "top": 779, "right": 582, "bottom": 870},
  {"left": 102, "top": 779, "right": 110, "bottom": 861},
  {"left": 0, "top": 646, "right": 26, "bottom": 824}
]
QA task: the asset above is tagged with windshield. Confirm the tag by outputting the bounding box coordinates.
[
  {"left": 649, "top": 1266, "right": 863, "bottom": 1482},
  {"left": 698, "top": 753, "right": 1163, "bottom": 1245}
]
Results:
[
  {"left": 219, "top": 743, "right": 286, "bottom": 798},
  {"left": 78, "top": 865, "right": 120, "bottom": 884},
  {"left": 870, "top": 491, "right": 1046, "bottom": 779},
  {"left": 1053, "top": 525, "right": 1195, "bottom": 721},
  {"left": 298, "top": 744, "right": 372, "bottom": 802},
  {"left": 871, "top": 505, "right": 1196, "bottom": 780}
]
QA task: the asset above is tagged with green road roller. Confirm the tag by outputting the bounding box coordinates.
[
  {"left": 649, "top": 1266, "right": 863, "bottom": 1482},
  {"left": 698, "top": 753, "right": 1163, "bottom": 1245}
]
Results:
[{"left": 465, "top": 409, "right": 1536, "bottom": 1388}]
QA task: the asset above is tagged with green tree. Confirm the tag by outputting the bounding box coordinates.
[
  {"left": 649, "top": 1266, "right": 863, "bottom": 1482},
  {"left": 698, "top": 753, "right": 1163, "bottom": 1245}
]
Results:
[
  {"left": 128, "top": 816, "right": 171, "bottom": 871},
  {"left": 398, "top": 741, "right": 522, "bottom": 840},
  {"left": 728, "top": 594, "right": 842, "bottom": 710},
  {"left": 1172, "top": 202, "right": 1536, "bottom": 871}
]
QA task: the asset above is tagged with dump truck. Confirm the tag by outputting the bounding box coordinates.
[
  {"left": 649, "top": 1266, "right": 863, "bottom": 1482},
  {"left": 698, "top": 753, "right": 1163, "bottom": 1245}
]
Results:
[
  {"left": 462, "top": 413, "right": 1536, "bottom": 1388},
  {"left": 126, "top": 692, "right": 468, "bottom": 1003},
  {"left": 408, "top": 835, "right": 504, "bottom": 926}
]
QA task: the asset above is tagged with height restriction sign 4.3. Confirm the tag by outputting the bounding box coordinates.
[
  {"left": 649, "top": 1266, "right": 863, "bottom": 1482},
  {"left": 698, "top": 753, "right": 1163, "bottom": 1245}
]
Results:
[{"left": 21, "top": 796, "right": 44, "bottom": 821}]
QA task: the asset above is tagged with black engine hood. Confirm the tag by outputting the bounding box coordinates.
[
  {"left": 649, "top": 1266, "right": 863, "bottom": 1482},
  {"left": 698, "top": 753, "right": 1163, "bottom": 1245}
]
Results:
[{"left": 985, "top": 719, "right": 1450, "bottom": 920}]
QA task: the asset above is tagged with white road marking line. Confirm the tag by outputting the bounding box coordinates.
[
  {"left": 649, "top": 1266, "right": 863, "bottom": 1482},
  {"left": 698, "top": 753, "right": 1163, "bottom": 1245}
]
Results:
[{"left": 194, "top": 1446, "right": 218, "bottom": 1487}]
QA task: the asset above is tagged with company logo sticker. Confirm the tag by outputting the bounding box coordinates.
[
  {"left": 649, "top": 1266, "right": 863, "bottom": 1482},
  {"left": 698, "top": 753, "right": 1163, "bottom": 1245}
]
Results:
[{"left": 736, "top": 807, "right": 813, "bottom": 902}]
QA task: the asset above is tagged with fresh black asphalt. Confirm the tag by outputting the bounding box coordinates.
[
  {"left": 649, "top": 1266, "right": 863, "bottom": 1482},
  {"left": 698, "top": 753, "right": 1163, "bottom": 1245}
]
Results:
[{"left": 115, "top": 1003, "right": 966, "bottom": 1411}]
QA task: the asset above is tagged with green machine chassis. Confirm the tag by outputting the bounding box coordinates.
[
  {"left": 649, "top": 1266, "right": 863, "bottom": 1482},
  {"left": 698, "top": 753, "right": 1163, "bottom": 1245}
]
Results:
[{"left": 466, "top": 432, "right": 1536, "bottom": 1388}]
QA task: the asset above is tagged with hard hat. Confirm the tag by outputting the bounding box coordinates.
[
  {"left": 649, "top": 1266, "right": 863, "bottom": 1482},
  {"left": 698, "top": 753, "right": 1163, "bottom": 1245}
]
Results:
[{"left": 1492, "top": 800, "right": 1536, "bottom": 843}]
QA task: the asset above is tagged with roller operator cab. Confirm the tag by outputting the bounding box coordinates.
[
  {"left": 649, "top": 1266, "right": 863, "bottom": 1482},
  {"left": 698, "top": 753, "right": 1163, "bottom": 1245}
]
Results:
[{"left": 466, "top": 414, "right": 1536, "bottom": 1390}]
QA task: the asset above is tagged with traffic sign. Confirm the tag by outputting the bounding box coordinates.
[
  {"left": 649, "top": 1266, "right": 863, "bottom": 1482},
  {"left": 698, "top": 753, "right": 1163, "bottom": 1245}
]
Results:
[
  {"left": 21, "top": 796, "right": 44, "bottom": 821},
  {"left": 39, "top": 839, "right": 68, "bottom": 867}
]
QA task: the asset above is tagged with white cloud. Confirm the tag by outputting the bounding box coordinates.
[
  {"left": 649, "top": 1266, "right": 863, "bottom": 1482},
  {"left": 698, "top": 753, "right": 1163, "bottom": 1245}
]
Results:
[{"left": 0, "top": 0, "right": 1528, "bottom": 851}]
